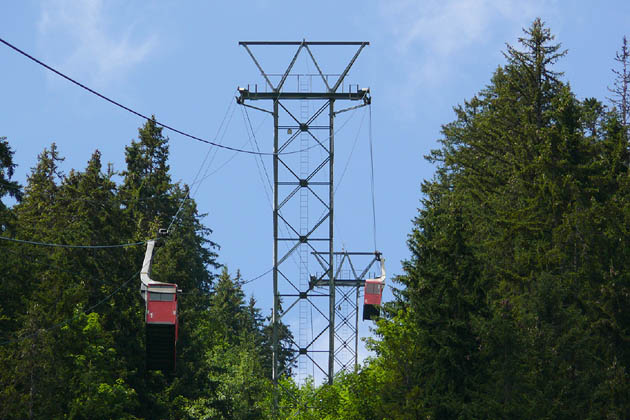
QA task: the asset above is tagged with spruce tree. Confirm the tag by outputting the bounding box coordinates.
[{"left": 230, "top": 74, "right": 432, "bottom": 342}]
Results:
[
  {"left": 609, "top": 36, "right": 630, "bottom": 134},
  {"left": 0, "top": 136, "right": 21, "bottom": 230},
  {"left": 369, "top": 19, "right": 630, "bottom": 418}
]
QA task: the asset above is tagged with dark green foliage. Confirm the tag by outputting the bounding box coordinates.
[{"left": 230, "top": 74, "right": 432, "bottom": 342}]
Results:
[
  {"left": 182, "top": 268, "right": 273, "bottom": 419},
  {"left": 359, "top": 20, "right": 630, "bottom": 419},
  {"left": 0, "top": 136, "right": 21, "bottom": 230},
  {"left": 0, "top": 121, "right": 278, "bottom": 419}
]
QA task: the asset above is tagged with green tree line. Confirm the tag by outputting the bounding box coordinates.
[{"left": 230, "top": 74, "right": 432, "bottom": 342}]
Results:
[
  {"left": 0, "top": 119, "right": 293, "bottom": 419},
  {"left": 2, "top": 18, "right": 630, "bottom": 420},
  {"left": 268, "top": 19, "right": 630, "bottom": 420}
]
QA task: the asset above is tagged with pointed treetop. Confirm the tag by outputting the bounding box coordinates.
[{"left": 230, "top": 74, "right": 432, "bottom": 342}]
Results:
[
  {"left": 0, "top": 136, "right": 21, "bottom": 204},
  {"left": 26, "top": 143, "right": 65, "bottom": 192},
  {"left": 504, "top": 18, "right": 567, "bottom": 83},
  {"left": 502, "top": 18, "right": 568, "bottom": 128},
  {"left": 608, "top": 36, "right": 630, "bottom": 129}
]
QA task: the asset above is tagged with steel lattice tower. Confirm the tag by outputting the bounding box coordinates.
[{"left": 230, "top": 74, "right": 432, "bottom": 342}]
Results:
[{"left": 236, "top": 41, "right": 372, "bottom": 394}]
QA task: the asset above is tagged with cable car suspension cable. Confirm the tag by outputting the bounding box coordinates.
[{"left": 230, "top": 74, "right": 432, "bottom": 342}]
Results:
[
  {"left": 368, "top": 103, "right": 377, "bottom": 251},
  {"left": 0, "top": 36, "right": 313, "bottom": 157},
  {"left": 0, "top": 235, "right": 145, "bottom": 249},
  {"left": 166, "top": 98, "right": 237, "bottom": 233}
]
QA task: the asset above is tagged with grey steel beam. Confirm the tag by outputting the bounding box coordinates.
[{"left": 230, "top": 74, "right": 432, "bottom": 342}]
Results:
[
  {"left": 238, "top": 88, "right": 370, "bottom": 103},
  {"left": 238, "top": 101, "right": 273, "bottom": 115},
  {"left": 277, "top": 100, "right": 301, "bottom": 124},
  {"left": 239, "top": 41, "right": 369, "bottom": 46},
  {"left": 334, "top": 102, "right": 370, "bottom": 116},
  {"left": 328, "top": 99, "right": 335, "bottom": 385},
  {"left": 241, "top": 44, "right": 275, "bottom": 92},
  {"left": 313, "top": 251, "right": 380, "bottom": 256},
  {"left": 277, "top": 181, "right": 330, "bottom": 186},
  {"left": 272, "top": 99, "right": 279, "bottom": 411},
  {"left": 332, "top": 43, "right": 368, "bottom": 93},
  {"left": 278, "top": 125, "right": 330, "bottom": 130},
  {"left": 277, "top": 43, "right": 304, "bottom": 92},
  {"left": 355, "top": 281, "right": 360, "bottom": 370},
  {"left": 304, "top": 43, "right": 331, "bottom": 92},
  {"left": 266, "top": 73, "right": 341, "bottom": 77},
  {"left": 239, "top": 90, "right": 369, "bottom": 101},
  {"left": 278, "top": 238, "right": 331, "bottom": 242},
  {"left": 311, "top": 279, "right": 366, "bottom": 287}
]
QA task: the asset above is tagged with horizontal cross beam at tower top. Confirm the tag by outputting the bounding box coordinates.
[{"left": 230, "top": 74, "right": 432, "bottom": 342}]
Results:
[
  {"left": 239, "top": 41, "right": 369, "bottom": 46},
  {"left": 238, "top": 40, "right": 370, "bottom": 95}
]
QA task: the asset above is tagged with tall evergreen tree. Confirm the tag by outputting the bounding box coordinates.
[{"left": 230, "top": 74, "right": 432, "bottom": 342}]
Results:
[
  {"left": 367, "top": 19, "right": 630, "bottom": 419},
  {"left": 1, "top": 144, "right": 65, "bottom": 418},
  {"left": 609, "top": 36, "right": 630, "bottom": 133},
  {"left": 120, "top": 116, "right": 175, "bottom": 239},
  {"left": 0, "top": 120, "right": 291, "bottom": 419},
  {"left": 117, "top": 117, "right": 223, "bottom": 418},
  {"left": 184, "top": 268, "right": 272, "bottom": 420},
  {"left": 0, "top": 136, "right": 22, "bottom": 346},
  {"left": 0, "top": 136, "right": 21, "bottom": 230}
]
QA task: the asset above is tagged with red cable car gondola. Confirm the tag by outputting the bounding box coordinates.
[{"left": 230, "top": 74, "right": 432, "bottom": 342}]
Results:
[
  {"left": 363, "top": 256, "right": 385, "bottom": 321},
  {"left": 140, "top": 233, "right": 179, "bottom": 372}
]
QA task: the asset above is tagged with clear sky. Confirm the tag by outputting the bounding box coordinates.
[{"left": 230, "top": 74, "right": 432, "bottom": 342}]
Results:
[{"left": 2, "top": 0, "right": 630, "bottom": 376}]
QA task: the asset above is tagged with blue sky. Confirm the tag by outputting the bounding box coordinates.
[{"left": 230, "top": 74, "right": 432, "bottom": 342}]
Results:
[{"left": 2, "top": 0, "right": 630, "bottom": 376}]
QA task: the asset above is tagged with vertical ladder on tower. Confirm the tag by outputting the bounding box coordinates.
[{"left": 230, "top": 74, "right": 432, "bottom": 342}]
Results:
[{"left": 298, "top": 74, "right": 311, "bottom": 383}]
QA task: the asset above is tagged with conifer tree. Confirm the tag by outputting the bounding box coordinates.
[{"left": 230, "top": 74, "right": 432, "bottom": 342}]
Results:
[
  {"left": 120, "top": 116, "right": 175, "bottom": 238},
  {"left": 368, "top": 19, "right": 630, "bottom": 418},
  {"left": 0, "top": 136, "right": 22, "bottom": 344},
  {"left": 117, "top": 117, "right": 223, "bottom": 417},
  {"left": 609, "top": 36, "right": 630, "bottom": 134},
  {"left": 0, "top": 136, "right": 21, "bottom": 230},
  {"left": 1, "top": 145, "right": 144, "bottom": 419},
  {"left": 184, "top": 268, "right": 272, "bottom": 419}
]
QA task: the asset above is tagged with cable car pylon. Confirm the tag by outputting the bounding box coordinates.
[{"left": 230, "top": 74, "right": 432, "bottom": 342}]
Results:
[{"left": 237, "top": 41, "right": 377, "bottom": 407}]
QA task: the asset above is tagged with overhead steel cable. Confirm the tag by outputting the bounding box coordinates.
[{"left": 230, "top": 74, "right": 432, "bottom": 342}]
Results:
[
  {"left": 242, "top": 266, "right": 274, "bottom": 285},
  {"left": 307, "top": 106, "right": 365, "bottom": 246},
  {"left": 178, "top": 266, "right": 273, "bottom": 295},
  {"left": 0, "top": 235, "right": 144, "bottom": 249},
  {"left": 167, "top": 98, "right": 237, "bottom": 233},
  {"left": 0, "top": 36, "right": 310, "bottom": 157},
  {"left": 335, "top": 107, "right": 368, "bottom": 194},
  {"left": 241, "top": 105, "right": 303, "bottom": 273},
  {"left": 368, "top": 104, "right": 377, "bottom": 251},
  {"left": 163, "top": 100, "right": 274, "bottom": 287},
  {"left": 241, "top": 105, "right": 274, "bottom": 205}
]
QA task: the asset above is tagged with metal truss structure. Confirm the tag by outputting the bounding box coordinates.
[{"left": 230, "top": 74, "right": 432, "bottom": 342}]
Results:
[
  {"left": 312, "top": 251, "right": 382, "bottom": 372},
  {"left": 236, "top": 41, "right": 372, "bottom": 397}
]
